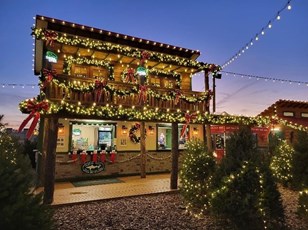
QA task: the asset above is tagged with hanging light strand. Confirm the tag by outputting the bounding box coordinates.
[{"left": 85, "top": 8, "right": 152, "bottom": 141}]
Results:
[
  {"left": 0, "top": 83, "right": 37, "bottom": 89},
  {"left": 222, "top": 0, "right": 293, "bottom": 69},
  {"left": 221, "top": 70, "right": 308, "bottom": 86}
]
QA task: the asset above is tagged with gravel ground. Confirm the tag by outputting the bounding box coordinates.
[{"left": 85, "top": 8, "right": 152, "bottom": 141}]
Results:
[{"left": 53, "top": 186, "right": 307, "bottom": 230}]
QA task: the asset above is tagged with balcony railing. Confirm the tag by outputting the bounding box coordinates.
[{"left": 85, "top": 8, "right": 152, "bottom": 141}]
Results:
[{"left": 45, "top": 74, "right": 208, "bottom": 113}]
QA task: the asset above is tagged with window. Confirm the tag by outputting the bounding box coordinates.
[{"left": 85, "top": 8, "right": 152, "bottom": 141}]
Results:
[
  {"left": 71, "top": 123, "right": 116, "bottom": 151},
  {"left": 74, "top": 65, "right": 88, "bottom": 78},
  {"left": 157, "top": 124, "right": 186, "bottom": 150},
  {"left": 92, "top": 67, "right": 108, "bottom": 79},
  {"left": 301, "top": 112, "right": 308, "bottom": 118},
  {"left": 283, "top": 111, "right": 294, "bottom": 117},
  {"left": 150, "top": 76, "right": 160, "bottom": 87}
]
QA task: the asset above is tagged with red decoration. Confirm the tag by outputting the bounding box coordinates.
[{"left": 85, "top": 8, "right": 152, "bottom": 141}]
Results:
[
  {"left": 43, "top": 30, "right": 58, "bottom": 46},
  {"left": 80, "top": 150, "right": 87, "bottom": 164},
  {"left": 180, "top": 113, "right": 197, "bottom": 139},
  {"left": 92, "top": 150, "right": 98, "bottom": 163},
  {"left": 140, "top": 51, "right": 151, "bottom": 66},
  {"left": 18, "top": 99, "right": 49, "bottom": 139},
  {"left": 110, "top": 150, "right": 117, "bottom": 163},
  {"left": 41, "top": 68, "right": 57, "bottom": 89},
  {"left": 94, "top": 80, "right": 107, "bottom": 102},
  {"left": 71, "top": 151, "right": 78, "bottom": 163},
  {"left": 138, "top": 85, "right": 147, "bottom": 104},
  {"left": 174, "top": 89, "right": 182, "bottom": 105},
  {"left": 100, "top": 150, "right": 107, "bottom": 163},
  {"left": 124, "top": 68, "right": 136, "bottom": 83}
]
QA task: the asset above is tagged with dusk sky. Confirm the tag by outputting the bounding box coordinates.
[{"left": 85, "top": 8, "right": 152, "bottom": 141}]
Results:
[{"left": 0, "top": 0, "right": 307, "bottom": 128}]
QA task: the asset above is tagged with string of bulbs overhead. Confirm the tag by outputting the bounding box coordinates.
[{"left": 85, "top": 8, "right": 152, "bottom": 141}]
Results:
[
  {"left": 221, "top": 70, "right": 308, "bottom": 86},
  {"left": 221, "top": 0, "right": 293, "bottom": 69}
]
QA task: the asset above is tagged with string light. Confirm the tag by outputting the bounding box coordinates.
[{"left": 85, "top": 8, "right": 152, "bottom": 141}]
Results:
[
  {"left": 221, "top": 71, "right": 307, "bottom": 86},
  {"left": 0, "top": 83, "right": 37, "bottom": 88},
  {"left": 222, "top": 0, "right": 293, "bottom": 69}
]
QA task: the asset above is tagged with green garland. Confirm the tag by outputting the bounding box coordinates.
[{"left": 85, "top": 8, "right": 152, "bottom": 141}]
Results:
[
  {"left": 49, "top": 77, "right": 211, "bottom": 103},
  {"left": 19, "top": 98, "right": 272, "bottom": 127},
  {"left": 120, "top": 68, "right": 181, "bottom": 87},
  {"left": 63, "top": 56, "right": 114, "bottom": 80},
  {"left": 32, "top": 27, "right": 221, "bottom": 72}
]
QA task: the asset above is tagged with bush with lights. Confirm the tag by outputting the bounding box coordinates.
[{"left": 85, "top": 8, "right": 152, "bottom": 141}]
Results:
[
  {"left": 209, "top": 126, "right": 285, "bottom": 229},
  {"left": 292, "top": 131, "right": 308, "bottom": 190},
  {"left": 298, "top": 189, "right": 308, "bottom": 220},
  {"left": 0, "top": 115, "right": 54, "bottom": 229},
  {"left": 270, "top": 140, "right": 294, "bottom": 187},
  {"left": 179, "top": 139, "right": 216, "bottom": 214}
]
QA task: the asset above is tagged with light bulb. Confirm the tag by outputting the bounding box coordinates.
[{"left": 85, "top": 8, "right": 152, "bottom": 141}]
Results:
[
  {"left": 287, "top": 4, "right": 291, "bottom": 10},
  {"left": 277, "top": 15, "right": 281, "bottom": 20}
]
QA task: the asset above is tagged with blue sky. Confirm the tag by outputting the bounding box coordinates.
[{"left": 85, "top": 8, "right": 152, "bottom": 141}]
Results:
[{"left": 0, "top": 0, "right": 307, "bottom": 128}]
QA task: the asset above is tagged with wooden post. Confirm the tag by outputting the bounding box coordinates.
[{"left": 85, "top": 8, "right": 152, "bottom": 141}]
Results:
[
  {"left": 205, "top": 71, "right": 213, "bottom": 152},
  {"left": 140, "top": 121, "right": 146, "bottom": 178},
  {"left": 212, "top": 76, "right": 216, "bottom": 113},
  {"left": 43, "top": 117, "right": 59, "bottom": 204},
  {"left": 170, "top": 122, "right": 179, "bottom": 189}
]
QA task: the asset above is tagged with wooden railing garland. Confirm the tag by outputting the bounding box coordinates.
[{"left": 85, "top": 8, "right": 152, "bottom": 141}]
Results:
[{"left": 146, "top": 152, "right": 172, "bottom": 161}]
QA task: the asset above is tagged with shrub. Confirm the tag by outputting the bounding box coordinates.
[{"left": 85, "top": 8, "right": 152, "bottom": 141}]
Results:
[
  {"left": 179, "top": 139, "right": 216, "bottom": 213},
  {"left": 270, "top": 140, "right": 294, "bottom": 186},
  {"left": 0, "top": 117, "right": 54, "bottom": 230}
]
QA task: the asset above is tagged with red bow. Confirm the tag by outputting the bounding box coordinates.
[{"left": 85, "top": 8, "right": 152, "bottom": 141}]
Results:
[
  {"left": 95, "top": 80, "right": 107, "bottom": 102},
  {"left": 138, "top": 85, "right": 147, "bottom": 104},
  {"left": 124, "top": 68, "right": 136, "bottom": 83},
  {"left": 18, "top": 99, "right": 49, "bottom": 139},
  {"left": 140, "top": 51, "right": 151, "bottom": 66},
  {"left": 174, "top": 89, "right": 182, "bottom": 105},
  {"left": 180, "top": 113, "right": 197, "bottom": 139},
  {"left": 43, "top": 30, "right": 58, "bottom": 47},
  {"left": 41, "top": 68, "right": 57, "bottom": 89}
]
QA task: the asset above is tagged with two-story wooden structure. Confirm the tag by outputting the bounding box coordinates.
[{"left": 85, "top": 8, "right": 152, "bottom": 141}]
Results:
[{"left": 19, "top": 15, "right": 223, "bottom": 203}]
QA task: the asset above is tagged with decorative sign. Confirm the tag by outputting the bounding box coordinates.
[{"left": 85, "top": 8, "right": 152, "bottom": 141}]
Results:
[
  {"left": 81, "top": 161, "right": 105, "bottom": 174},
  {"left": 73, "top": 128, "right": 81, "bottom": 136},
  {"left": 45, "top": 51, "right": 58, "bottom": 63}
]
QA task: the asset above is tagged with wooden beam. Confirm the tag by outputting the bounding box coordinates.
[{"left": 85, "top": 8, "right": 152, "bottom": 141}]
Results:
[
  {"left": 170, "top": 122, "right": 179, "bottom": 189},
  {"left": 43, "top": 117, "right": 59, "bottom": 204},
  {"left": 140, "top": 121, "right": 146, "bottom": 178}
]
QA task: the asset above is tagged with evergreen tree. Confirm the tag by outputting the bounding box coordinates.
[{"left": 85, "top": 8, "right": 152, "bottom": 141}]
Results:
[
  {"left": 0, "top": 115, "right": 54, "bottom": 230},
  {"left": 179, "top": 139, "right": 216, "bottom": 214},
  {"left": 209, "top": 126, "right": 285, "bottom": 229},
  {"left": 270, "top": 140, "right": 294, "bottom": 187},
  {"left": 292, "top": 131, "right": 308, "bottom": 189}
]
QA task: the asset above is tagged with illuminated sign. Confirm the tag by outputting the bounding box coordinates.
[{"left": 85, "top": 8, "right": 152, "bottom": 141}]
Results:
[
  {"left": 81, "top": 161, "right": 105, "bottom": 174},
  {"left": 45, "top": 51, "right": 58, "bottom": 63}
]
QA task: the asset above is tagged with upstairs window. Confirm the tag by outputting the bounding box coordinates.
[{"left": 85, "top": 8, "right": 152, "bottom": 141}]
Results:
[
  {"left": 283, "top": 111, "right": 294, "bottom": 117},
  {"left": 301, "top": 112, "right": 308, "bottom": 118}
]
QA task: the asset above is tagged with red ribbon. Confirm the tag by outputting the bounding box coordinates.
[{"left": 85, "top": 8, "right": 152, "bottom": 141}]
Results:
[
  {"left": 80, "top": 151, "right": 87, "bottom": 164},
  {"left": 43, "top": 30, "right": 58, "bottom": 46},
  {"left": 140, "top": 51, "right": 151, "bottom": 66},
  {"left": 18, "top": 99, "right": 49, "bottom": 140},
  {"left": 180, "top": 113, "right": 197, "bottom": 139},
  {"left": 124, "top": 68, "right": 136, "bottom": 83},
  {"left": 95, "top": 80, "right": 107, "bottom": 102},
  {"left": 41, "top": 68, "right": 57, "bottom": 89},
  {"left": 174, "top": 89, "right": 182, "bottom": 105},
  {"left": 138, "top": 85, "right": 147, "bottom": 104}
]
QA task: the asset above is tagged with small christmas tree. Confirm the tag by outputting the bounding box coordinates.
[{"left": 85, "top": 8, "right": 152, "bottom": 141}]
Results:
[
  {"left": 270, "top": 140, "right": 294, "bottom": 187},
  {"left": 209, "top": 126, "right": 285, "bottom": 229},
  {"left": 179, "top": 139, "right": 216, "bottom": 214},
  {"left": 0, "top": 115, "right": 54, "bottom": 230}
]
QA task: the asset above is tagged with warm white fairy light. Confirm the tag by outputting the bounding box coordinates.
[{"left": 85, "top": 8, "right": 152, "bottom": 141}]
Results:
[
  {"left": 222, "top": 0, "right": 293, "bottom": 69},
  {"left": 222, "top": 70, "right": 307, "bottom": 87}
]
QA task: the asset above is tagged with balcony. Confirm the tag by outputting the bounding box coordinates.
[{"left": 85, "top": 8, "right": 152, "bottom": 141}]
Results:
[{"left": 45, "top": 74, "right": 208, "bottom": 114}]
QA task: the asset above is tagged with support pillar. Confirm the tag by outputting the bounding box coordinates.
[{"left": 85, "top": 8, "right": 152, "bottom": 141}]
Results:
[
  {"left": 43, "top": 117, "right": 58, "bottom": 204},
  {"left": 140, "top": 121, "right": 146, "bottom": 178},
  {"left": 205, "top": 71, "right": 213, "bottom": 152},
  {"left": 170, "top": 122, "right": 179, "bottom": 189}
]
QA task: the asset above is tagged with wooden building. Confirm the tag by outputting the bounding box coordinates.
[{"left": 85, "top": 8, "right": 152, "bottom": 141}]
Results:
[
  {"left": 20, "top": 15, "right": 221, "bottom": 203},
  {"left": 259, "top": 99, "right": 308, "bottom": 143}
]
